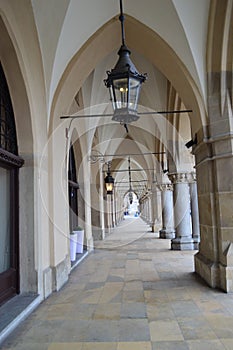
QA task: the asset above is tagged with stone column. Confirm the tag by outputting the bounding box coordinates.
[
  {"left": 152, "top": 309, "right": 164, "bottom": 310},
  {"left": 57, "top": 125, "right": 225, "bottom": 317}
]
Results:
[
  {"left": 148, "top": 194, "right": 153, "bottom": 227},
  {"left": 147, "top": 198, "right": 151, "bottom": 223},
  {"left": 99, "top": 170, "right": 105, "bottom": 239},
  {"left": 140, "top": 198, "right": 145, "bottom": 221},
  {"left": 111, "top": 192, "right": 116, "bottom": 227},
  {"left": 159, "top": 184, "right": 175, "bottom": 239},
  {"left": 151, "top": 185, "right": 162, "bottom": 232},
  {"left": 106, "top": 194, "right": 112, "bottom": 233},
  {"left": 83, "top": 160, "right": 93, "bottom": 251},
  {"left": 189, "top": 172, "right": 200, "bottom": 249},
  {"left": 141, "top": 200, "right": 145, "bottom": 219},
  {"left": 169, "top": 173, "right": 194, "bottom": 250}
]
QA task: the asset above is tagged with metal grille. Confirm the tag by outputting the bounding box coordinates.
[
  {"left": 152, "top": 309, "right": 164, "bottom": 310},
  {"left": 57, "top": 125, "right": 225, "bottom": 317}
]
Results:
[{"left": 0, "top": 62, "right": 18, "bottom": 155}]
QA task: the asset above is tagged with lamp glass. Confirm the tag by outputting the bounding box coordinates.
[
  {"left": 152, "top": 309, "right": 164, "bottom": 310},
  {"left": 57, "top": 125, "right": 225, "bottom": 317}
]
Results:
[
  {"left": 110, "top": 77, "right": 141, "bottom": 113},
  {"left": 106, "top": 182, "right": 113, "bottom": 193}
]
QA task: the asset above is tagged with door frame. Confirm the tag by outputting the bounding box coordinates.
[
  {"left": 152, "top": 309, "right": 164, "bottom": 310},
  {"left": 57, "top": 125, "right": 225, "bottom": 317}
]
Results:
[{"left": 0, "top": 148, "right": 23, "bottom": 305}]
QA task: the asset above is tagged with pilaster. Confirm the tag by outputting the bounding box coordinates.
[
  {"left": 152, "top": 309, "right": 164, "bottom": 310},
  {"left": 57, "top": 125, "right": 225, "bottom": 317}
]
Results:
[{"left": 193, "top": 69, "right": 233, "bottom": 291}]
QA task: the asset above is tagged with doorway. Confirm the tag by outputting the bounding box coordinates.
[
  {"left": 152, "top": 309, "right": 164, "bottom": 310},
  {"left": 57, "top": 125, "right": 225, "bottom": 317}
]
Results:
[{"left": 0, "top": 62, "right": 23, "bottom": 305}]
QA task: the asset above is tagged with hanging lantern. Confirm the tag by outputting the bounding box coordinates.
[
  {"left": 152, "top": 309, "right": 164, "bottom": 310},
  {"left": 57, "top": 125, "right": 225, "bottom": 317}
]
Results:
[
  {"left": 104, "top": 162, "right": 114, "bottom": 195},
  {"left": 129, "top": 191, "right": 133, "bottom": 205},
  {"left": 104, "top": 0, "right": 147, "bottom": 124}
]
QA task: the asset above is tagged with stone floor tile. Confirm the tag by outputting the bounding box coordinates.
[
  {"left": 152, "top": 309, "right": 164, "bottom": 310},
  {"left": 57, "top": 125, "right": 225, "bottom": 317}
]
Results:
[
  {"left": 120, "top": 302, "right": 147, "bottom": 319},
  {"left": 117, "top": 341, "right": 152, "bottom": 350},
  {"left": 39, "top": 303, "right": 74, "bottom": 321},
  {"left": 119, "top": 319, "right": 150, "bottom": 341},
  {"left": 78, "top": 288, "right": 102, "bottom": 304},
  {"left": 122, "top": 290, "right": 145, "bottom": 303},
  {"left": 177, "top": 316, "right": 217, "bottom": 340},
  {"left": 146, "top": 303, "right": 175, "bottom": 321},
  {"left": 187, "top": 339, "right": 225, "bottom": 350},
  {"left": 220, "top": 338, "right": 233, "bottom": 350},
  {"left": 149, "top": 320, "right": 184, "bottom": 342},
  {"left": 85, "top": 320, "right": 119, "bottom": 341},
  {"left": 18, "top": 320, "right": 62, "bottom": 344},
  {"left": 48, "top": 343, "right": 83, "bottom": 350},
  {"left": 93, "top": 303, "right": 121, "bottom": 320},
  {"left": 66, "top": 303, "right": 96, "bottom": 320},
  {"left": 166, "top": 287, "right": 192, "bottom": 301},
  {"left": 3, "top": 344, "right": 50, "bottom": 350},
  {"left": 144, "top": 290, "right": 169, "bottom": 304},
  {"left": 82, "top": 342, "right": 117, "bottom": 349},
  {"left": 99, "top": 282, "right": 124, "bottom": 304},
  {"left": 171, "top": 300, "right": 201, "bottom": 317},
  {"left": 123, "top": 281, "right": 143, "bottom": 291},
  {"left": 53, "top": 320, "right": 90, "bottom": 342},
  {"left": 204, "top": 314, "right": 233, "bottom": 338},
  {"left": 195, "top": 299, "right": 228, "bottom": 314},
  {"left": 152, "top": 341, "right": 189, "bottom": 350}
]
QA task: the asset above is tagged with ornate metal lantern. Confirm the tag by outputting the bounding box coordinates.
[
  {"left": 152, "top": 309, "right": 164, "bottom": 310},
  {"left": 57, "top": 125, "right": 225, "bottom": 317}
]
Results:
[
  {"left": 104, "top": 0, "right": 147, "bottom": 124},
  {"left": 105, "top": 162, "right": 114, "bottom": 195}
]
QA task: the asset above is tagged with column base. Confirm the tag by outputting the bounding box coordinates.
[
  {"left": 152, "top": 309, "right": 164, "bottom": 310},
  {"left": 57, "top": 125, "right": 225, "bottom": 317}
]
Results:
[
  {"left": 194, "top": 252, "right": 219, "bottom": 288},
  {"left": 193, "top": 235, "right": 200, "bottom": 250},
  {"left": 171, "top": 236, "right": 194, "bottom": 250},
  {"left": 219, "top": 264, "right": 233, "bottom": 293},
  {"left": 52, "top": 255, "right": 70, "bottom": 292},
  {"left": 159, "top": 229, "right": 175, "bottom": 239},
  {"left": 195, "top": 251, "right": 233, "bottom": 293}
]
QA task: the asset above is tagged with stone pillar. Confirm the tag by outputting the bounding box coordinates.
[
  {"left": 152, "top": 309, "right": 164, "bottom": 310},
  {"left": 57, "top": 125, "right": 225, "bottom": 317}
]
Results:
[
  {"left": 169, "top": 173, "right": 194, "bottom": 250},
  {"left": 159, "top": 184, "right": 175, "bottom": 239},
  {"left": 99, "top": 170, "right": 105, "bottom": 239},
  {"left": 148, "top": 194, "right": 153, "bottom": 228},
  {"left": 106, "top": 194, "right": 112, "bottom": 233},
  {"left": 194, "top": 4, "right": 233, "bottom": 292},
  {"left": 151, "top": 185, "right": 162, "bottom": 232},
  {"left": 83, "top": 160, "right": 93, "bottom": 251},
  {"left": 189, "top": 172, "right": 200, "bottom": 249},
  {"left": 112, "top": 191, "right": 116, "bottom": 227}
]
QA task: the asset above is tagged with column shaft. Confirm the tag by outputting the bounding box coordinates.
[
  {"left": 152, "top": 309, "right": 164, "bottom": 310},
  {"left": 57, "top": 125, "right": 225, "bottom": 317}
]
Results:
[
  {"left": 159, "top": 184, "right": 175, "bottom": 239},
  {"left": 190, "top": 174, "right": 200, "bottom": 249},
  {"left": 169, "top": 173, "right": 194, "bottom": 250}
]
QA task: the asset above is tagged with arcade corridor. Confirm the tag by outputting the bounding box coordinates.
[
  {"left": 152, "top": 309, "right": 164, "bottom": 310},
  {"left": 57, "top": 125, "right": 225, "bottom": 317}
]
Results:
[{"left": 2, "top": 217, "right": 233, "bottom": 350}]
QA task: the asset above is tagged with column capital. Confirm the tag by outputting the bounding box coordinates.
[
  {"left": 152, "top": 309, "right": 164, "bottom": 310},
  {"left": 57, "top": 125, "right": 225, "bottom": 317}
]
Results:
[
  {"left": 189, "top": 172, "right": 197, "bottom": 183},
  {"left": 159, "top": 183, "right": 173, "bottom": 191},
  {"left": 168, "top": 172, "right": 193, "bottom": 184}
]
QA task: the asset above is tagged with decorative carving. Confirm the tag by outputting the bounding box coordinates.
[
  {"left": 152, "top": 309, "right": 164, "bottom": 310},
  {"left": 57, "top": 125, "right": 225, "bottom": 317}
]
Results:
[
  {"left": 189, "top": 172, "right": 197, "bottom": 183},
  {"left": 159, "top": 183, "right": 173, "bottom": 191},
  {"left": 168, "top": 172, "right": 193, "bottom": 184}
]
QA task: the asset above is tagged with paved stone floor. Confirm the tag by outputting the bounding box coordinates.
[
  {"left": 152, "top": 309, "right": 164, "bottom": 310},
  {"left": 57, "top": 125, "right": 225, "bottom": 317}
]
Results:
[{"left": 2, "top": 217, "right": 233, "bottom": 350}]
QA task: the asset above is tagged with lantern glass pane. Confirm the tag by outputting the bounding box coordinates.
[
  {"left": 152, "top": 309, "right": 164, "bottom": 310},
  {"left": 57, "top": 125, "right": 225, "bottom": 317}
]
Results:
[
  {"left": 109, "top": 85, "right": 117, "bottom": 110},
  {"left": 113, "top": 78, "right": 128, "bottom": 109},
  {"left": 106, "top": 183, "right": 113, "bottom": 192},
  {"left": 128, "top": 78, "right": 141, "bottom": 111}
]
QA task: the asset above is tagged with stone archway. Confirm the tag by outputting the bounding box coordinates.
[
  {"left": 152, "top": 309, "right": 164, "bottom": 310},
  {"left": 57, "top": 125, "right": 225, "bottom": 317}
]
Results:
[{"left": 0, "top": 17, "right": 36, "bottom": 297}]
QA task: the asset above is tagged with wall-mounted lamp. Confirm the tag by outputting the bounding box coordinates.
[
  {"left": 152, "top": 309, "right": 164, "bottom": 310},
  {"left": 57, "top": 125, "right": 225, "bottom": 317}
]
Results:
[
  {"left": 105, "top": 162, "right": 115, "bottom": 195},
  {"left": 185, "top": 134, "right": 197, "bottom": 149},
  {"left": 104, "top": 0, "right": 147, "bottom": 124}
]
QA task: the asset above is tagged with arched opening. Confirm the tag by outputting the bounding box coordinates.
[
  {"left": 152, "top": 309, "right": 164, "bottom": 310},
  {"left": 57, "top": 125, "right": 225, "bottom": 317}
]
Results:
[
  {"left": 124, "top": 191, "right": 139, "bottom": 217},
  {"left": 68, "top": 145, "right": 79, "bottom": 231},
  {"left": 0, "top": 15, "right": 35, "bottom": 302},
  {"left": 0, "top": 62, "right": 24, "bottom": 305}
]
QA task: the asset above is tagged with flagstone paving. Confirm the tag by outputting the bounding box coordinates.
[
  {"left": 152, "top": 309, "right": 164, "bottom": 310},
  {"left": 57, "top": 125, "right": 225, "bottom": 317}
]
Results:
[{"left": 1, "top": 217, "right": 233, "bottom": 349}]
